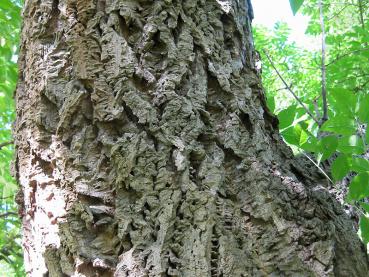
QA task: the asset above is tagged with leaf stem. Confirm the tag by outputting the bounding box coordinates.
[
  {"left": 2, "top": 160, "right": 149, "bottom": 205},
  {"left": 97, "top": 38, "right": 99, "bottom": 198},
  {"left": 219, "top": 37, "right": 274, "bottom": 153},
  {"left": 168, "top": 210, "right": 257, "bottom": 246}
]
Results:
[
  {"left": 302, "top": 152, "right": 334, "bottom": 185},
  {"left": 319, "top": 0, "right": 328, "bottom": 125}
]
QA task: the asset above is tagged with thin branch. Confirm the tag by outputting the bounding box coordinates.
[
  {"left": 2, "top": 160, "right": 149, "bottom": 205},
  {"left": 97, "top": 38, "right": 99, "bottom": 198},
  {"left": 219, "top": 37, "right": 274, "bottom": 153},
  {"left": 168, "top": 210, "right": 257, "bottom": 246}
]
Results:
[
  {"left": 0, "top": 252, "right": 15, "bottom": 265},
  {"left": 263, "top": 50, "right": 321, "bottom": 125},
  {"left": 333, "top": 73, "right": 369, "bottom": 84},
  {"left": 0, "top": 195, "right": 14, "bottom": 200},
  {"left": 302, "top": 152, "right": 334, "bottom": 185},
  {"left": 0, "top": 141, "right": 13, "bottom": 150},
  {"left": 357, "top": 0, "right": 365, "bottom": 29},
  {"left": 276, "top": 86, "right": 289, "bottom": 92},
  {"left": 326, "top": 4, "right": 350, "bottom": 21},
  {"left": 326, "top": 47, "right": 369, "bottom": 67},
  {"left": 326, "top": 1, "right": 361, "bottom": 6},
  {"left": 355, "top": 78, "right": 369, "bottom": 92},
  {"left": 0, "top": 212, "right": 18, "bottom": 218},
  {"left": 319, "top": 0, "right": 328, "bottom": 124},
  {"left": 313, "top": 97, "right": 322, "bottom": 120}
]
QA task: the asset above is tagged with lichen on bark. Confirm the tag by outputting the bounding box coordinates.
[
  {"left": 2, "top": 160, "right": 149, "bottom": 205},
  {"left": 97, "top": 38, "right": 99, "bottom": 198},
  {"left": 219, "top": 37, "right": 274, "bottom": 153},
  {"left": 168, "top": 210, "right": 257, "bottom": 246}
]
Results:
[{"left": 14, "top": 0, "right": 369, "bottom": 276}]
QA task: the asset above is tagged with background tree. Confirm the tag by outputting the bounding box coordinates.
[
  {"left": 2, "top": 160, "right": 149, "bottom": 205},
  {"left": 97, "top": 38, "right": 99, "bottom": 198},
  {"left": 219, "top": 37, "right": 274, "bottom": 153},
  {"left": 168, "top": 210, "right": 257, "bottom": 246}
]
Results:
[{"left": 10, "top": 0, "right": 369, "bottom": 276}]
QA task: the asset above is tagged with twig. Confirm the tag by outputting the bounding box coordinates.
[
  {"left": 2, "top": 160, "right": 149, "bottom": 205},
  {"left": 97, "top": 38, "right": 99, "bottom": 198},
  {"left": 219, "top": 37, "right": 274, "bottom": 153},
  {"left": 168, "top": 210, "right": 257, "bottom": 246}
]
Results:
[
  {"left": 319, "top": 0, "right": 328, "bottom": 125},
  {"left": 358, "top": 0, "right": 365, "bottom": 29},
  {"left": 0, "top": 141, "right": 13, "bottom": 150},
  {"left": 313, "top": 96, "right": 321, "bottom": 120},
  {"left": 326, "top": 47, "right": 369, "bottom": 67},
  {"left": 0, "top": 195, "right": 14, "bottom": 200},
  {"left": 326, "top": 5, "right": 349, "bottom": 21},
  {"left": 0, "top": 252, "right": 14, "bottom": 265},
  {"left": 302, "top": 152, "right": 334, "bottom": 185},
  {"left": 263, "top": 49, "right": 320, "bottom": 125},
  {"left": 334, "top": 73, "right": 369, "bottom": 84},
  {"left": 0, "top": 212, "right": 17, "bottom": 218}
]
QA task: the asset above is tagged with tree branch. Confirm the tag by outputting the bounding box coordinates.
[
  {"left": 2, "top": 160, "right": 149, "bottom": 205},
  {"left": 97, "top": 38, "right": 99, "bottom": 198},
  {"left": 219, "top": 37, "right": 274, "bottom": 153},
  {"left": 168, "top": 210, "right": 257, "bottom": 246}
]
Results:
[
  {"left": 0, "top": 195, "right": 14, "bottom": 200},
  {"left": 319, "top": 0, "right": 328, "bottom": 125},
  {"left": 326, "top": 47, "right": 369, "bottom": 67},
  {"left": 0, "top": 212, "right": 18, "bottom": 218},
  {"left": 263, "top": 50, "right": 320, "bottom": 125},
  {"left": 0, "top": 141, "right": 13, "bottom": 150},
  {"left": 357, "top": 0, "right": 365, "bottom": 29},
  {"left": 313, "top": 96, "right": 322, "bottom": 120}
]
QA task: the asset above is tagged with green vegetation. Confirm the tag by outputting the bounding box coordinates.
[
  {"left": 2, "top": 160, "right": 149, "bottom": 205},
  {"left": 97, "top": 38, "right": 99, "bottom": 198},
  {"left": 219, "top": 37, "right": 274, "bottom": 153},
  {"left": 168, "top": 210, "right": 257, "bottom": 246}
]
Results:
[
  {"left": 255, "top": 0, "right": 369, "bottom": 246},
  {"left": 0, "top": 0, "right": 24, "bottom": 276}
]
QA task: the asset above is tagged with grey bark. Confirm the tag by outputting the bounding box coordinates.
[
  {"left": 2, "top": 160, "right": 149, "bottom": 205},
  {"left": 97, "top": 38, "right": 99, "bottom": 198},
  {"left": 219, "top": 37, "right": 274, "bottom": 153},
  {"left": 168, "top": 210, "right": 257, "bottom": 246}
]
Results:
[{"left": 14, "top": 0, "right": 369, "bottom": 276}]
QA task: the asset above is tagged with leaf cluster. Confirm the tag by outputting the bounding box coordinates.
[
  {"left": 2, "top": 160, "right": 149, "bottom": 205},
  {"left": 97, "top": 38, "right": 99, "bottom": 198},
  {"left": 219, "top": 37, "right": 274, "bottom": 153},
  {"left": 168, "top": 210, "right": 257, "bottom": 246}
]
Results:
[{"left": 256, "top": 0, "right": 369, "bottom": 247}]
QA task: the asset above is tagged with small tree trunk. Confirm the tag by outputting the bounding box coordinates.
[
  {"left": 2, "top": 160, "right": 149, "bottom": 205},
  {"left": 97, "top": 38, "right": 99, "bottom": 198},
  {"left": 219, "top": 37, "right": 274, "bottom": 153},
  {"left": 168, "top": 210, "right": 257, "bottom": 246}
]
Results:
[{"left": 14, "top": 0, "right": 368, "bottom": 276}]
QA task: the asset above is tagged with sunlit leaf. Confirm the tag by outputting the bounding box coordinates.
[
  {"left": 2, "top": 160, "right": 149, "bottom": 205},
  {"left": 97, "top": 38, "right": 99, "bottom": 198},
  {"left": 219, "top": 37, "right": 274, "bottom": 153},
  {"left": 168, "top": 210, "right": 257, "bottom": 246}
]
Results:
[
  {"left": 321, "top": 116, "right": 357, "bottom": 135},
  {"left": 360, "top": 202, "right": 369, "bottom": 214},
  {"left": 351, "top": 158, "right": 369, "bottom": 173},
  {"left": 331, "top": 154, "right": 351, "bottom": 181},
  {"left": 330, "top": 88, "right": 358, "bottom": 116},
  {"left": 318, "top": 135, "right": 338, "bottom": 162},
  {"left": 281, "top": 126, "right": 300, "bottom": 146},
  {"left": 359, "top": 216, "right": 369, "bottom": 244},
  {"left": 337, "top": 135, "right": 365, "bottom": 155},
  {"left": 358, "top": 94, "right": 369, "bottom": 124},
  {"left": 278, "top": 105, "right": 297, "bottom": 129},
  {"left": 347, "top": 172, "right": 369, "bottom": 202},
  {"left": 267, "top": 95, "right": 276, "bottom": 113}
]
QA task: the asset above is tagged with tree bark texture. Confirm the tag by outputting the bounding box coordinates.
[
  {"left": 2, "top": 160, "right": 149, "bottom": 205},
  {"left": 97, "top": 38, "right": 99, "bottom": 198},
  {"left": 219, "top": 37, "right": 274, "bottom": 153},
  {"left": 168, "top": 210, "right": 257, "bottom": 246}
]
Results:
[{"left": 14, "top": 0, "right": 369, "bottom": 276}]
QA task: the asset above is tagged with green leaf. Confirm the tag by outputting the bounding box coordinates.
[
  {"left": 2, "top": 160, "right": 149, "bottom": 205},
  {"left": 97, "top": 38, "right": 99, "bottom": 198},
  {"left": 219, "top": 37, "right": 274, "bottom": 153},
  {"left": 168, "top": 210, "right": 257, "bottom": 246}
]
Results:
[
  {"left": 267, "top": 95, "right": 275, "bottom": 113},
  {"left": 321, "top": 116, "right": 356, "bottom": 135},
  {"left": 351, "top": 158, "right": 369, "bottom": 173},
  {"left": 331, "top": 154, "right": 351, "bottom": 181},
  {"left": 337, "top": 135, "right": 365, "bottom": 155},
  {"left": 294, "top": 123, "right": 309, "bottom": 145},
  {"left": 358, "top": 94, "right": 369, "bottom": 123},
  {"left": 297, "top": 122, "right": 319, "bottom": 152},
  {"left": 289, "top": 0, "right": 304, "bottom": 15},
  {"left": 278, "top": 105, "right": 297, "bottom": 129},
  {"left": 359, "top": 215, "right": 369, "bottom": 244},
  {"left": 318, "top": 135, "right": 338, "bottom": 162},
  {"left": 300, "top": 139, "right": 319, "bottom": 152},
  {"left": 0, "top": 0, "right": 13, "bottom": 10},
  {"left": 281, "top": 123, "right": 311, "bottom": 148},
  {"left": 281, "top": 126, "right": 299, "bottom": 146},
  {"left": 331, "top": 88, "right": 358, "bottom": 116},
  {"left": 360, "top": 202, "right": 369, "bottom": 214},
  {"left": 347, "top": 172, "right": 369, "bottom": 202}
]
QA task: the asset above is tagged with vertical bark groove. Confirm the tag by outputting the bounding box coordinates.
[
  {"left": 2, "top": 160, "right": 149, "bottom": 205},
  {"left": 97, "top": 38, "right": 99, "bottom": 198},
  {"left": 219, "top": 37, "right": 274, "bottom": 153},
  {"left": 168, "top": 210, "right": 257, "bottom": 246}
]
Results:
[{"left": 14, "top": 0, "right": 369, "bottom": 276}]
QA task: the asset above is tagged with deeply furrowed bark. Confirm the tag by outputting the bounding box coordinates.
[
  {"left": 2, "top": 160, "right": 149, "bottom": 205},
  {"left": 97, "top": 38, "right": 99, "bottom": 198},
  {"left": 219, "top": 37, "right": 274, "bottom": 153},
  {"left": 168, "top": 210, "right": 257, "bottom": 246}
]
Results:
[{"left": 14, "top": 0, "right": 369, "bottom": 276}]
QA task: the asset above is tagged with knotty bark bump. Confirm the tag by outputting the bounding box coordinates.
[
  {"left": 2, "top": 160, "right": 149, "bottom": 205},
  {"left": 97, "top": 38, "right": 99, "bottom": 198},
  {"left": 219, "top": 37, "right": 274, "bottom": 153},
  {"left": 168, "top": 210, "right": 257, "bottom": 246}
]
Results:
[{"left": 14, "top": 0, "right": 368, "bottom": 276}]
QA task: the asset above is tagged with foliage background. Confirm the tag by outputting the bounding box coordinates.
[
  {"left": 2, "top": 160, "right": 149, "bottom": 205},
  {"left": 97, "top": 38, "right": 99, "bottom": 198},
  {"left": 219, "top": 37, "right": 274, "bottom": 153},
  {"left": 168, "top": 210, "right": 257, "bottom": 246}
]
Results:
[
  {"left": 0, "top": 0, "right": 23, "bottom": 276},
  {"left": 254, "top": 0, "right": 369, "bottom": 246}
]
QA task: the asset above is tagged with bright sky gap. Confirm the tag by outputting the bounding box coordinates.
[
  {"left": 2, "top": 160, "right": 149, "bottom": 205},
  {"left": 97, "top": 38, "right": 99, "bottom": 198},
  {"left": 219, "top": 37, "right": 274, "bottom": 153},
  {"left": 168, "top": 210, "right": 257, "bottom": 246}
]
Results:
[{"left": 251, "top": 0, "right": 319, "bottom": 50}]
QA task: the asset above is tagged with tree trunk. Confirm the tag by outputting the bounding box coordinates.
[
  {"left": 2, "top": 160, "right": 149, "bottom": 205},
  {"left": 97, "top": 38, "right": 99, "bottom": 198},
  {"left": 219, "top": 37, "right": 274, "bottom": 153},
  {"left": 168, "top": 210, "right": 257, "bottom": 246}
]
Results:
[{"left": 14, "top": 0, "right": 369, "bottom": 276}]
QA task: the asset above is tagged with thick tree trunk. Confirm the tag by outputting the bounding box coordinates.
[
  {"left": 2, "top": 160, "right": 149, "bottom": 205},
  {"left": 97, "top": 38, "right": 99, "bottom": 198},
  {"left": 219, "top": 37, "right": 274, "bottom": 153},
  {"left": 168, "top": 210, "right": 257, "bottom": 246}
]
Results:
[{"left": 14, "top": 0, "right": 369, "bottom": 276}]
